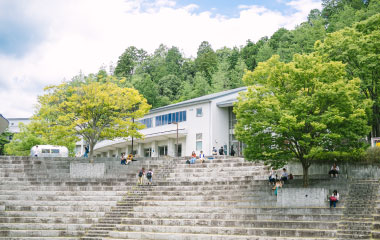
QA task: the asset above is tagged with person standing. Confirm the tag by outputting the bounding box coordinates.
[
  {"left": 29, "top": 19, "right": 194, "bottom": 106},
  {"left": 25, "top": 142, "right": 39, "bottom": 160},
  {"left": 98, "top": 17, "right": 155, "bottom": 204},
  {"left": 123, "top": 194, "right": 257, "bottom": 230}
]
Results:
[
  {"left": 34, "top": 146, "right": 39, "bottom": 157},
  {"left": 219, "top": 146, "right": 224, "bottom": 155},
  {"left": 146, "top": 169, "right": 153, "bottom": 185},
  {"left": 84, "top": 146, "right": 89, "bottom": 158},
  {"left": 230, "top": 146, "right": 235, "bottom": 156},
  {"left": 212, "top": 147, "right": 217, "bottom": 156},
  {"left": 138, "top": 168, "right": 145, "bottom": 185}
]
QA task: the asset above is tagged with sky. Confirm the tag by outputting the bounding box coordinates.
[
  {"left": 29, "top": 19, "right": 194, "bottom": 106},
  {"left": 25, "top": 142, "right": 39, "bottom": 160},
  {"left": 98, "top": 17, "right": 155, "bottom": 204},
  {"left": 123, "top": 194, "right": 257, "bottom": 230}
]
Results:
[{"left": 0, "top": 0, "right": 321, "bottom": 118}]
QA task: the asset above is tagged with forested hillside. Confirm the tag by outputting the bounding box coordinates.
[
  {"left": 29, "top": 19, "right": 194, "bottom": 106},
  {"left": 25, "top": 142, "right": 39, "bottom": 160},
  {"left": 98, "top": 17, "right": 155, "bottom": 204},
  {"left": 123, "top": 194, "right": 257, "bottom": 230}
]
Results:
[{"left": 106, "top": 0, "right": 379, "bottom": 109}]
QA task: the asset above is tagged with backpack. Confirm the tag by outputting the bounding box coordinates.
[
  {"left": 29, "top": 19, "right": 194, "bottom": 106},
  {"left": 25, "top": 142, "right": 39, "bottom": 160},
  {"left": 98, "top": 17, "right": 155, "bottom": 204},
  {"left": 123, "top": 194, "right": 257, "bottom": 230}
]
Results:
[
  {"left": 138, "top": 170, "right": 143, "bottom": 177},
  {"left": 146, "top": 172, "right": 152, "bottom": 179}
]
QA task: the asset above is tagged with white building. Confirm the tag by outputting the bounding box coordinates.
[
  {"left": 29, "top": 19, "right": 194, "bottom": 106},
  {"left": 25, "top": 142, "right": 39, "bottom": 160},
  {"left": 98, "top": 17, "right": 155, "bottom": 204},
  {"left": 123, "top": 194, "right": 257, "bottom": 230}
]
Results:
[
  {"left": 7, "top": 118, "right": 32, "bottom": 135},
  {"left": 94, "top": 87, "right": 246, "bottom": 158}
]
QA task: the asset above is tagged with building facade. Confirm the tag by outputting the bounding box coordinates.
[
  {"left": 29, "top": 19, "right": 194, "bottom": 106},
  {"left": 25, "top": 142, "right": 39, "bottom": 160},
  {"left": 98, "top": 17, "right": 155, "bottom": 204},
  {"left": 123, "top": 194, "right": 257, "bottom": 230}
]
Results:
[{"left": 93, "top": 87, "right": 246, "bottom": 158}]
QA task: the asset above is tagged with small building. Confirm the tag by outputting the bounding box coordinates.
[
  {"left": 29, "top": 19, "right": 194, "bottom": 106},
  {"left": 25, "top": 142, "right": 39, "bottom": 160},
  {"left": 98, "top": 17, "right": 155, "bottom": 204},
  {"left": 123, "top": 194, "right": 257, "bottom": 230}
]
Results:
[
  {"left": 0, "top": 114, "right": 9, "bottom": 134},
  {"left": 94, "top": 87, "right": 246, "bottom": 158}
]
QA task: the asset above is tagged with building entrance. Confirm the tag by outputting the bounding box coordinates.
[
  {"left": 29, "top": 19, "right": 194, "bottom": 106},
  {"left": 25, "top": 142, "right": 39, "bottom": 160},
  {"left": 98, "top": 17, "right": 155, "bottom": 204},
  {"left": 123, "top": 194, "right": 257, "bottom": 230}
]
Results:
[
  {"left": 174, "top": 144, "right": 182, "bottom": 157},
  {"left": 158, "top": 146, "right": 168, "bottom": 156}
]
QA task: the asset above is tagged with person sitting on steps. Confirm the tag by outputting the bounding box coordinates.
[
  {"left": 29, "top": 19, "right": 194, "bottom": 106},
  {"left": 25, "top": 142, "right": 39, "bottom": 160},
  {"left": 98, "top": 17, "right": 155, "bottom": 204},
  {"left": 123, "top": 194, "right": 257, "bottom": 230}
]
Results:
[
  {"left": 120, "top": 153, "right": 126, "bottom": 165},
  {"left": 126, "top": 153, "right": 133, "bottom": 165},
  {"left": 190, "top": 151, "right": 197, "bottom": 164},
  {"left": 199, "top": 151, "right": 205, "bottom": 164},
  {"left": 329, "top": 163, "right": 339, "bottom": 178},
  {"left": 281, "top": 168, "right": 288, "bottom": 184},
  {"left": 329, "top": 190, "right": 339, "bottom": 208},
  {"left": 269, "top": 168, "right": 276, "bottom": 185}
]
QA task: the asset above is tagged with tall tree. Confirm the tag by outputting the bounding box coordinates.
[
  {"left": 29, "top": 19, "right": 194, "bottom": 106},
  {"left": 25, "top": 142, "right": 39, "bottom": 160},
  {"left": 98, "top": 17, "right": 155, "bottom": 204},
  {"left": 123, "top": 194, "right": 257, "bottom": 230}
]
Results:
[
  {"left": 234, "top": 54, "right": 371, "bottom": 186},
  {"left": 195, "top": 41, "right": 218, "bottom": 84},
  {"left": 114, "top": 46, "right": 147, "bottom": 79},
  {"left": 35, "top": 77, "right": 150, "bottom": 160},
  {"left": 315, "top": 13, "right": 380, "bottom": 137}
]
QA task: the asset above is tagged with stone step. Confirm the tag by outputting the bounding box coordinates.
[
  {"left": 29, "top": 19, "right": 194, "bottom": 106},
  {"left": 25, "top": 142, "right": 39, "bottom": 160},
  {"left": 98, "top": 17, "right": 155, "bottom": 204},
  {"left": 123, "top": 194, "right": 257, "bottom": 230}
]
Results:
[
  {"left": 110, "top": 225, "right": 337, "bottom": 238},
  {"left": 136, "top": 200, "right": 278, "bottom": 207},
  {"left": 5, "top": 205, "right": 112, "bottom": 212},
  {"left": 2, "top": 200, "right": 118, "bottom": 207},
  {"left": 0, "top": 229, "right": 84, "bottom": 237},
  {"left": 0, "top": 195, "right": 124, "bottom": 201},
  {"left": 131, "top": 206, "right": 344, "bottom": 215},
  {"left": 0, "top": 222, "right": 91, "bottom": 231},
  {"left": 142, "top": 195, "right": 276, "bottom": 202},
  {"left": 125, "top": 211, "right": 342, "bottom": 221},
  {"left": 120, "top": 218, "right": 338, "bottom": 229},
  {"left": 0, "top": 211, "right": 105, "bottom": 218},
  {"left": 0, "top": 190, "right": 131, "bottom": 196}
]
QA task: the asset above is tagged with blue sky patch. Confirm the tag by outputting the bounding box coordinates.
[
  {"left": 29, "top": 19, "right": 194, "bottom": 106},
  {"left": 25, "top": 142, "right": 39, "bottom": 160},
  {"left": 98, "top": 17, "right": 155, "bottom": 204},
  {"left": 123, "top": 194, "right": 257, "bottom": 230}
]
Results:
[{"left": 175, "top": 0, "right": 296, "bottom": 18}]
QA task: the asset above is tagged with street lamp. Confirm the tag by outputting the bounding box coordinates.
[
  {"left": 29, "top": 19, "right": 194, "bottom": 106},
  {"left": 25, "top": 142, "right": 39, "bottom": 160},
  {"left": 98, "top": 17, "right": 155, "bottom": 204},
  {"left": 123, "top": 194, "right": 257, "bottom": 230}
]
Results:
[{"left": 171, "top": 122, "right": 179, "bottom": 157}]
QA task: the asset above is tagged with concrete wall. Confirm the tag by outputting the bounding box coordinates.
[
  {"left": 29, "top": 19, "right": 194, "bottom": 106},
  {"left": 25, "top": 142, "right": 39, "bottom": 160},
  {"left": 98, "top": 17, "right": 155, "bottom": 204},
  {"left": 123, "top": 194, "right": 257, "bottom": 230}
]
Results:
[
  {"left": 277, "top": 188, "right": 328, "bottom": 207},
  {"left": 70, "top": 163, "right": 105, "bottom": 178},
  {"left": 285, "top": 162, "right": 380, "bottom": 179}
]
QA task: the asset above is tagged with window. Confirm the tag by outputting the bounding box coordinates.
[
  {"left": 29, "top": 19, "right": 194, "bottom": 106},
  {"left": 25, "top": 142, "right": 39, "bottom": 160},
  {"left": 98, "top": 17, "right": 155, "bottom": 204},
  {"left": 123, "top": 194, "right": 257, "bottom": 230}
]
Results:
[
  {"left": 51, "top": 149, "right": 60, "bottom": 154},
  {"left": 196, "top": 108, "right": 203, "bottom": 117},
  {"left": 196, "top": 133, "right": 202, "bottom": 151},
  {"left": 42, "top": 149, "right": 50, "bottom": 153},
  {"left": 138, "top": 118, "right": 152, "bottom": 128}
]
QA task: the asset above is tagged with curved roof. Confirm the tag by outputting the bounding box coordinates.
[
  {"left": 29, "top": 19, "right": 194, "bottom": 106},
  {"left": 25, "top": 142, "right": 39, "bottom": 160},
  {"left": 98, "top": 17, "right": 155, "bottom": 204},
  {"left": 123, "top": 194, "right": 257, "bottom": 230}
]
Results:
[
  {"left": 149, "top": 87, "right": 247, "bottom": 114},
  {"left": 0, "top": 114, "right": 9, "bottom": 133}
]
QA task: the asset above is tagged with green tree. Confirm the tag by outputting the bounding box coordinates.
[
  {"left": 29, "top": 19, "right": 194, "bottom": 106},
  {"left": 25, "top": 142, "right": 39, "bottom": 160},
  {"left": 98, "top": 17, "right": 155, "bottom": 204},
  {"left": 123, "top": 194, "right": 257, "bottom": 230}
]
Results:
[
  {"left": 114, "top": 46, "right": 147, "bottom": 79},
  {"left": 0, "top": 131, "right": 11, "bottom": 155},
  {"left": 4, "top": 123, "right": 44, "bottom": 156},
  {"left": 35, "top": 78, "right": 150, "bottom": 160},
  {"left": 234, "top": 54, "right": 371, "bottom": 186},
  {"left": 195, "top": 41, "right": 218, "bottom": 84},
  {"left": 315, "top": 13, "right": 380, "bottom": 137}
]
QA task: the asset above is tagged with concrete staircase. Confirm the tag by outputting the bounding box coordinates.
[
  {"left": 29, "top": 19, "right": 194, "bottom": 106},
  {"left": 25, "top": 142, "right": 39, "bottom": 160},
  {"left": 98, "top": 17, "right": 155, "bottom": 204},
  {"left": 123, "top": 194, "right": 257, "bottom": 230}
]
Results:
[
  {"left": 0, "top": 155, "right": 356, "bottom": 239},
  {"left": 0, "top": 156, "right": 172, "bottom": 239},
  {"left": 103, "top": 158, "right": 344, "bottom": 240},
  {"left": 337, "top": 180, "right": 379, "bottom": 240}
]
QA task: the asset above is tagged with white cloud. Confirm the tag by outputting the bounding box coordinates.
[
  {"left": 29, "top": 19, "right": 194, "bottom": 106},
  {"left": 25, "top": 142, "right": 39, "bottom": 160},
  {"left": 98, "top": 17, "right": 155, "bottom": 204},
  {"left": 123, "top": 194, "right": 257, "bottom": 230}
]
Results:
[{"left": 0, "top": 0, "right": 321, "bottom": 118}]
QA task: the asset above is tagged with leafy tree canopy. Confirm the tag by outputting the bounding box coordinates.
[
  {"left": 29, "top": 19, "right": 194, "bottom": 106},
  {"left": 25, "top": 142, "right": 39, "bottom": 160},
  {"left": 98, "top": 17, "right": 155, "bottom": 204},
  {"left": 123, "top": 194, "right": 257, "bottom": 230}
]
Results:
[
  {"left": 234, "top": 54, "right": 371, "bottom": 186},
  {"left": 34, "top": 75, "right": 150, "bottom": 160},
  {"left": 315, "top": 13, "right": 380, "bottom": 137}
]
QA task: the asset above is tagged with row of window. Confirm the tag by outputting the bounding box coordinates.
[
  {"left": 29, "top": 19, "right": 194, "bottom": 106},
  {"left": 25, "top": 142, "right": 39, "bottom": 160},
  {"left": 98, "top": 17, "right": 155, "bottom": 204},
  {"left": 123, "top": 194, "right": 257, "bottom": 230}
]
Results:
[
  {"left": 138, "top": 118, "right": 153, "bottom": 128},
  {"left": 156, "top": 111, "right": 187, "bottom": 127},
  {"left": 138, "top": 108, "right": 203, "bottom": 128}
]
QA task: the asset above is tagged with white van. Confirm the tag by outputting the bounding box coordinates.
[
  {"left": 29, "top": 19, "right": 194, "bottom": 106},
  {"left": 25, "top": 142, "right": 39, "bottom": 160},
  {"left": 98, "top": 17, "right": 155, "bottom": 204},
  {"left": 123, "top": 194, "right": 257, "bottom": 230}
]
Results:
[{"left": 30, "top": 145, "right": 69, "bottom": 157}]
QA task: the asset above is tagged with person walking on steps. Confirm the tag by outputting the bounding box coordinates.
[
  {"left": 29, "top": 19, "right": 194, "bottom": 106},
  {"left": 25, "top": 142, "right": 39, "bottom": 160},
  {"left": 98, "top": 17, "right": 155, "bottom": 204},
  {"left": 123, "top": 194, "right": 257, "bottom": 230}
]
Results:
[
  {"left": 138, "top": 168, "right": 145, "bottom": 185},
  {"left": 146, "top": 169, "right": 153, "bottom": 185}
]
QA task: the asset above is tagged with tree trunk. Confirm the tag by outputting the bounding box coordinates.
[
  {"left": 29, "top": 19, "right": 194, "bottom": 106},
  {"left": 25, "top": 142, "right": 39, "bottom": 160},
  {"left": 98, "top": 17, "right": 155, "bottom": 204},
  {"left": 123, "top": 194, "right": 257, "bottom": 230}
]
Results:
[
  {"left": 302, "top": 162, "right": 310, "bottom": 187},
  {"left": 89, "top": 142, "right": 95, "bottom": 164}
]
